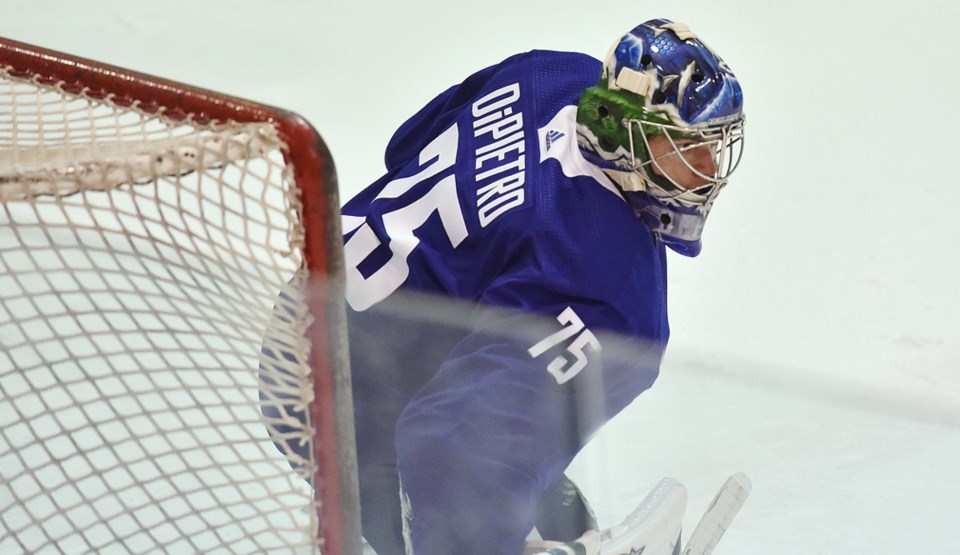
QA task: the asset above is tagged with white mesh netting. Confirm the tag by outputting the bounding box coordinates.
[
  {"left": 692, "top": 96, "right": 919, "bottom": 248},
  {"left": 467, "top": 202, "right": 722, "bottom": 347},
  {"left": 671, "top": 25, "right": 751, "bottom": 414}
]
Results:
[{"left": 0, "top": 68, "right": 324, "bottom": 553}]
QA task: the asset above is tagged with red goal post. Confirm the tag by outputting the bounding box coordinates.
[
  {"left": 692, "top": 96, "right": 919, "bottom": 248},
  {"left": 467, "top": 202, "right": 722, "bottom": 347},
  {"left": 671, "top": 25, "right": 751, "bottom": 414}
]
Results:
[{"left": 0, "top": 37, "right": 361, "bottom": 554}]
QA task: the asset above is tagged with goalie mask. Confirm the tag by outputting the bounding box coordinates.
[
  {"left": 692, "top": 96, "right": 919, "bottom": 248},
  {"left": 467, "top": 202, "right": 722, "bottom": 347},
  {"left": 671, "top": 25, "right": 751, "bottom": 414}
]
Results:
[{"left": 576, "top": 19, "right": 745, "bottom": 257}]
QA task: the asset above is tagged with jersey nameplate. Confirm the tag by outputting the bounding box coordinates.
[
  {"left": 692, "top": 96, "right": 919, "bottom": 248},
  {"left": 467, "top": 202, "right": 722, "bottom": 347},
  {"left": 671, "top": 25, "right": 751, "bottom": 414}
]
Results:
[{"left": 472, "top": 83, "right": 528, "bottom": 227}]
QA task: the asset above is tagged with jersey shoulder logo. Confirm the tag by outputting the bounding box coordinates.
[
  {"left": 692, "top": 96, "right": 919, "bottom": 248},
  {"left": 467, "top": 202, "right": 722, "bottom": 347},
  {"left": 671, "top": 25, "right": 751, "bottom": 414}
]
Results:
[
  {"left": 538, "top": 105, "right": 621, "bottom": 199},
  {"left": 544, "top": 129, "right": 565, "bottom": 151}
]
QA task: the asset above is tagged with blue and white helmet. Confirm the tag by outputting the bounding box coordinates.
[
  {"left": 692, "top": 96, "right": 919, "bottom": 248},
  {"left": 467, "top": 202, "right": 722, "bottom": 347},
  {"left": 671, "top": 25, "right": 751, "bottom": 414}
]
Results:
[{"left": 577, "top": 19, "right": 745, "bottom": 256}]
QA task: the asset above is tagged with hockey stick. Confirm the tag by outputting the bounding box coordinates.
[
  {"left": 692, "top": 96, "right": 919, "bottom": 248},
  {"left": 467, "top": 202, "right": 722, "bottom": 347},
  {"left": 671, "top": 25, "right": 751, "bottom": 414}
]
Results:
[{"left": 681, "top": 472, "right": 752, "bottom": 555}]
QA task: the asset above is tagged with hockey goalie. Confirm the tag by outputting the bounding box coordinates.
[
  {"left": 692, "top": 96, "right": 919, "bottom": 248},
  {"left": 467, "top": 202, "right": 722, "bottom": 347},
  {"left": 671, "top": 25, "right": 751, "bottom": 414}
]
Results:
[{"left": 261, "top": 17, "right": 748, "bottom": 554}]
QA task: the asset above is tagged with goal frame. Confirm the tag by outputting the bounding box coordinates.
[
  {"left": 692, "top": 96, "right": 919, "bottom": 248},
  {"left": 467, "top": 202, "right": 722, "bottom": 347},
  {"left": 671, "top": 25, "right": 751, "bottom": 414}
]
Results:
[{"left": 0, "top": 36, "right": 362, "bottom": 555}]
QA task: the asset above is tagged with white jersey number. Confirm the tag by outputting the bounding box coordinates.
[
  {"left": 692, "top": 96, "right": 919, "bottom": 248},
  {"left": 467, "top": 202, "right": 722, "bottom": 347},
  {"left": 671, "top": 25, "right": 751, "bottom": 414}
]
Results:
[
  {"left": 528, "top": 307, "right": 601, "bottom": 384},
  {"left": 344, "top": 125, "right": 467, "bottom": 311}
]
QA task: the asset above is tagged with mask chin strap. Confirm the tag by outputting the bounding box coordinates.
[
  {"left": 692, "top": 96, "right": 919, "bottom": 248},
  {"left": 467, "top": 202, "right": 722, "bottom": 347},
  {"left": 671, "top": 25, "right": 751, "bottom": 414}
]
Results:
[
  {"left": 600, "top": 166, "right": 708, "bottom": 239},
  {"left": 602, "top": 168, "right": 708, "bottom": 257},
  {"left": 626, "top": 190, "right": 707, "bottom": 257},
  {"left": 638, "top": 199, "right": 706, "bottom": 257},
  {"left": 634, "top": 199, "right": 706, "bottom": 243}
]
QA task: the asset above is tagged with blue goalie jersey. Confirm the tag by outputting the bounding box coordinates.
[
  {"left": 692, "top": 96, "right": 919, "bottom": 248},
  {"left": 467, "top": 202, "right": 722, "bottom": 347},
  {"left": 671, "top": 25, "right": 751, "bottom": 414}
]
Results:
[{"left": 341, "top": 50, "right": 671, "bottom": 555}]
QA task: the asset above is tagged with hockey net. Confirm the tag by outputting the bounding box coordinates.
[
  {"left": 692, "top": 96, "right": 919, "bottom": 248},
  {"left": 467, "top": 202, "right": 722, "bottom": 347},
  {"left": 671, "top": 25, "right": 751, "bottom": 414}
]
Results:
[{"left": 0, "top": 38, "right": 360, "bottom": 554}]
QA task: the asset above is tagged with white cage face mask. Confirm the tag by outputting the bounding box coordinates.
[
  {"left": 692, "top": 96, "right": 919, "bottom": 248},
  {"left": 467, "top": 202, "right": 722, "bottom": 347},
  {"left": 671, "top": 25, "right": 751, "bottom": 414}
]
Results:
[{"left": 625, "top": 117, "right": 745, "bottom": 208}]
